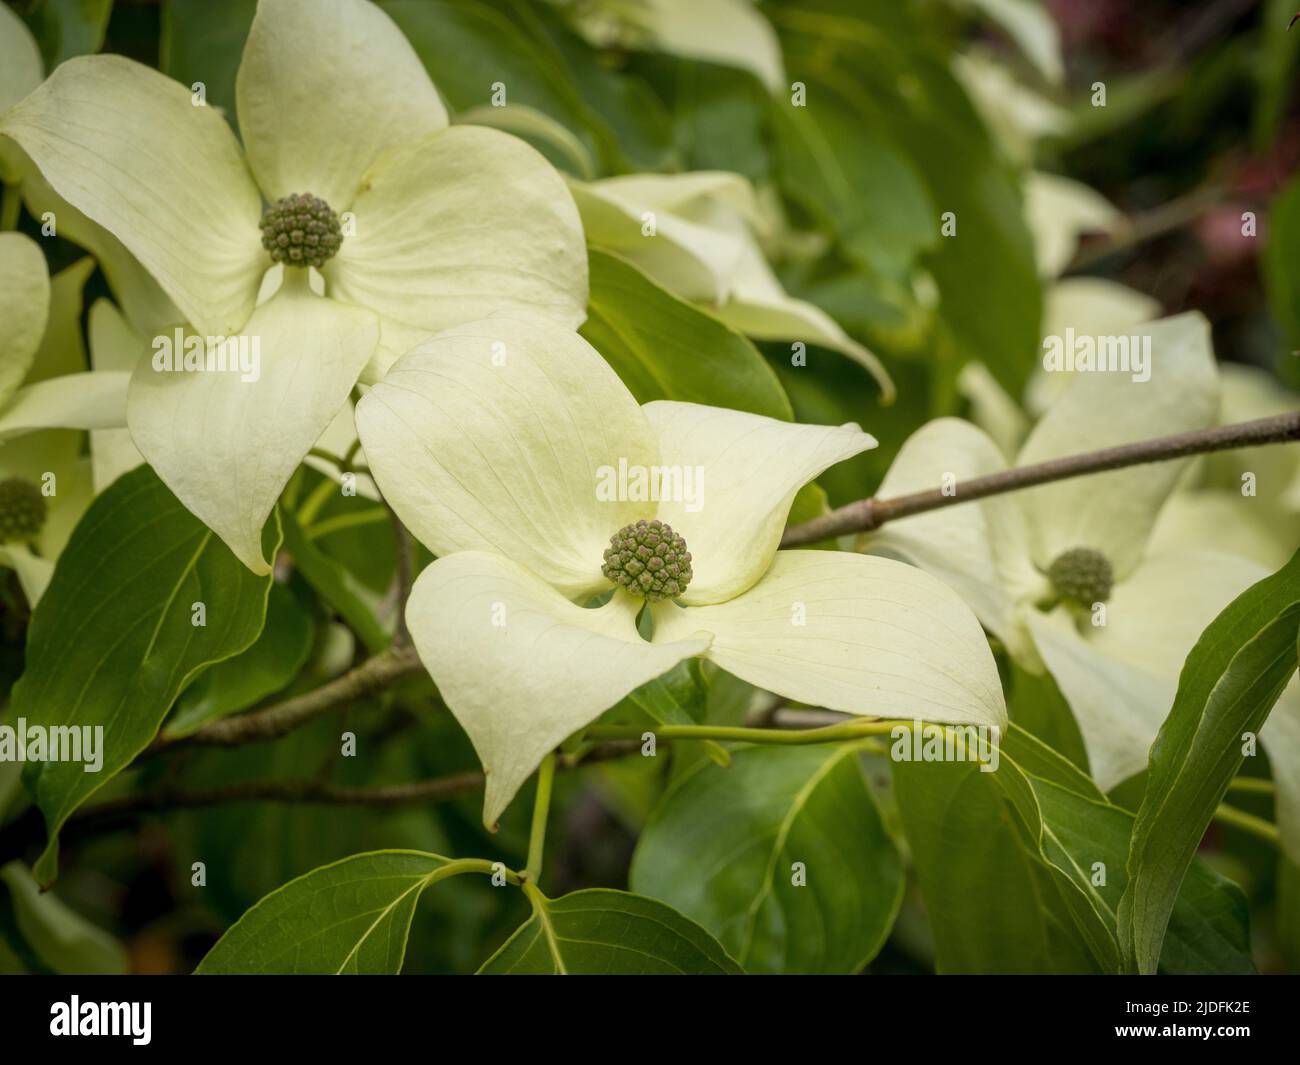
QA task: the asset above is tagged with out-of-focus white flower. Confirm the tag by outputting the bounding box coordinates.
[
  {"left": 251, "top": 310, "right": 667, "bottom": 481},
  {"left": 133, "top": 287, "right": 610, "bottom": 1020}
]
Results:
[
  {"left": 571, "top": 171, "right": 895, "bottom": 399},
  {"left": 556, "top": 0, "right": 785, "bottom": 91}
]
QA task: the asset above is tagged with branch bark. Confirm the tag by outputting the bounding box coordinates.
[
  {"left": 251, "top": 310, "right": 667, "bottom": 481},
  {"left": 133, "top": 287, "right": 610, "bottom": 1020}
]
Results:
[
  {"left": 148, "top": 645, "right": 425, "bottom": 753},
  {"left": 0, "top": 743, "right": 642, "bottom": 865},
  {"left": 780, "top": 411, "right": 1300, "bottom": 548}
]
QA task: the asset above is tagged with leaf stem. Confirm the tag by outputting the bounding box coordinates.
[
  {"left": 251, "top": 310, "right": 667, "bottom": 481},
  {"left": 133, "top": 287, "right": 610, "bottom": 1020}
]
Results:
[
  {"left": 297, "top": 476, "right": 340, "bottom": 526},
  {"left": 304, "top": 507, "right": 389, "bottom": 540},
  {"left": 1225, "top": 776, "right": 1276, "bottom": 796},
  {"left": 431, "top": 857, "right": 522, "bottom": 888},
  {"left": 524, "top": 752, "right": 557, "bottom": 884},
  {"left": 780, "top": 412, "right": 1300, "bottom": 547},
  {"left": 1212, "top": 803, "right": 1281, "bottom": 847}
]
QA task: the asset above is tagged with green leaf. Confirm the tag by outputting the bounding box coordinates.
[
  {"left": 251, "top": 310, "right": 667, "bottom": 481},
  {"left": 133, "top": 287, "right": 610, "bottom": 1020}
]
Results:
[
  {"left": 380, "top": 0, "right": 602, "bottom": 175},
  {"left": 1280, "top": 854, "right": 1300, "bottom": 972},
  {"left": 893, "top": 742, "right": 1069, "bottom": 973},
  {"left": 477, "top": 888, "right": 741, "bottom": 974},
  {"left": 895, "top": 725, "right": 1252, "bottom": 973},
  {"left": 779, "top": 12, "right": 1041, "bottom": 395},
  {"left": 583, "top": 249, "right": 793, "bottom": 421},
  {"left": 10, "top": 465, "right": 276, "bottom": 884},
  {"left": 159, "top": 0, "right": 256, "bottom": 128},
  {"left": 1253, "top": 0, "right": 1300, "bottom": 152},
  {"left": 1008, "top": 727, "right": 1251, "bottom": 975},
  {"left": 1118, "top": 548, "right": 1300, "bottom": 974},
  {"left": 1264, "top": 174, "right": 1300, "bottom": 383},
  {"left": 24, "top": 0, "right": 113, "bottom": 70},
  {"left": 645, "top": 56, "right": 771, "bottom": 182},
  {"left": 0, "top": 862, "right": 126, "bottom": 974},
  {"left": 196, "top": 850, "right": 465, "bottom": 974},
  {"left": 631, "top": 745, "right": 902, "bottom": 973},
  {"left": 773, "top": 96, "right": 934, "bottom": 281},
  {"left": 1026, "top": 774, "right": 1251, "bottom": 975},
  {"left": 281, "top": 505, "right": 389, "bottom": 654},
  {"left": 525, "top": 3, "right": 677, "bottom": 172},
  {"left": 164, "top": 581, "right": 315, "bottom": 739},
  {"left": 625, "top": 659, "right": 708, "bottom": 727}
]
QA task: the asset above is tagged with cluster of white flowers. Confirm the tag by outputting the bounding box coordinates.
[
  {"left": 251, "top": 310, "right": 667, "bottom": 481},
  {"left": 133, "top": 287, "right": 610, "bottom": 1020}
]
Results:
[{"left": 0, "top": 0, "right": 1294, "bottom": 860}]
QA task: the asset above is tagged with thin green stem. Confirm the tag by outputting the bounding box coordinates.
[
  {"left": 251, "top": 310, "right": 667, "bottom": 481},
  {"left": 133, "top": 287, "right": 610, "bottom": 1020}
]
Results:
[
  {"left": 308, "top": 446, "right": 346, "bottom": 468},
  {"left": 524, "top": 752, "right": 557, "bottom": 884},
  {"left": 297, "top": 476, "right": 339, "bottom": 526},
  {"left": 1213, "top": 803, "right": 1280, "bottom": 847},
  {"left": 305, "top": 507, "right": 388, "bottom": 541},
  {"left": 429, "top": 857, "right": 523, "bottom": 888},
  {"left": 519, "top": 879, "right": 566, "bottom": 972},
  {"left": 583, "top": 719, "right": 906, "bottom": 746},
  {"left": 0, "top": 184, "right": 19, "bottom": 231},
  {"left": 1226, "top": 776, "right": 1275, "bottom": 796}
]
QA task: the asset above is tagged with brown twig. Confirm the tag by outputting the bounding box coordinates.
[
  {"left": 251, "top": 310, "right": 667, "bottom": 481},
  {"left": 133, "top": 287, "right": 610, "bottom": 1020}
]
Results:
[
  {"left": 0, "top": 742, "right": 642, "bottom": 866},
  {"left": 780, "top": 412, "right": 1300, "bottom": 548},
  {"left": 1065, "top": 184, "right": 1223, "bottom": 273},
  {"left": 148, "top": 645, "right": 424, "bottom": 753}
]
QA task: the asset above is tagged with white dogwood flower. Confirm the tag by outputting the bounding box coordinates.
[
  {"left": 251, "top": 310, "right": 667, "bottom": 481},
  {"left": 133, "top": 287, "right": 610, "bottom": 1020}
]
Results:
[
  {"left": 868, "top": 311, "right": 1300, "bottom": 861},
  {"left": 0, "top": 238, "right": 123, "bottom": 603},
  {"left": 356, "top": 317, "right": 1006, "bottom": 827},
  {"left": 570, "top": 171, "right": 895, "bottom": 399},
  {"left": 0, "top": 0, "right": 588, "bottom": 573},
  {"left": 555, "top": 0, "right": 785, "bottom": 92}
]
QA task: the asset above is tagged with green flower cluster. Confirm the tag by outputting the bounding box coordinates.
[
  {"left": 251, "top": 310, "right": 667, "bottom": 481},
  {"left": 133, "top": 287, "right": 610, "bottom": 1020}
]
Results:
[
  {"left": 602, "top": 518, "right": 693, "bottom": 601},
  {"left": 259, "top": 192, "right": 343, "bottom": 269}
]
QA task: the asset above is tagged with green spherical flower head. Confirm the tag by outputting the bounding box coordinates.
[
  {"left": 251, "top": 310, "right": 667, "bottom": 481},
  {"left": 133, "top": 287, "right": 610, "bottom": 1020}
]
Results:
[
  {"left": 1047, "top": 546, "right": 1114, "bottom": 606},
  {"left": 259, "top": 192, "right": 343, "bottom": 269},
  {"left": 0, "top": 477, "right": 47, "bottom": 544},
  {"left": 602, "top": 518, "right": 693, "bottom": 601}
]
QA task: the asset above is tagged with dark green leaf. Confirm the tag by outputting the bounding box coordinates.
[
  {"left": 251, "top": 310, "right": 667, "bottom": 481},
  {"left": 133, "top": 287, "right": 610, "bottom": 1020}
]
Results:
[
  {"left": 164, "top": 581, "right": 315, "bottom": 739},
  {"left": 159, "top": 0, "right": 256, "bottom": 128},
  {"left": 11, "top": 466, "right": 275, "bottom": 884},
  {"left": 1264, "top": 174, "right": 1300, "bottom": 384},
  {"left": 1252, "top": 0, "right": 1300, "bottom": 151},
  {"left": 895, "top": 725, "right": 1252, "bottom": 973},
  {"left": 631, "top": 745, "right": 902, "bottom": 973},
  {"left": 646, "top": 56, "right": 771, "bottom": 181},
  {"left": 522, "top": 3, "right": 677, "bottom": 171},
  {"left": 779, "top": 11, "right": 1041, "bottom": 395},
  {"left": 0, "top": 862, "right": 125, "bottom": 974},
  {"left": 196, "top": 850, "right": 459, "bottom": 974},
  {"left": 1118, "top": 548, "right": 1300, "bottom": 974},
  {"left": 477, "top": 888, "right": 741, "bottom": 974},
  {"left": 583, "top": 249, "right": 793, "bottom": 420},
  {"left": 773, "top": 96, "right": 934, "bottom": 281},
  {"left": 25, "top": 0, "right": 112, "bottom": 70},
  {"left": 381, "top": 0, "right": 601, "bottom": 175},
  {"left": 893, "top": 745, "right": 1070, "bottom": 973},
  {"left": 626, "top": 659, "right": 707, "bottom": 727},
  {"left": 281, "top": 505, "right": 389, "bottom": 654}
]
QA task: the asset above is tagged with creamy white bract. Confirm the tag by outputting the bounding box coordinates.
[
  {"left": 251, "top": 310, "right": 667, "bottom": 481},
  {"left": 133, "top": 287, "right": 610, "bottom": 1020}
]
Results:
[
  {"left": 356, "top": 316, "right": 1006, "bottom": 827},
  {"left": 0, "top": 0, "right": 589, "bottom": 574},
  {"left": 870, "top": 311, "right": 1300, "bottom": 863}
]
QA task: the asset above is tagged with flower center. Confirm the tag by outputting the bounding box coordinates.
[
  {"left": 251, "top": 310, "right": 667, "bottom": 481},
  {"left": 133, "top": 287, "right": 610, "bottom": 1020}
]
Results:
[
  {"left": 1046, "top": 546, "right": 1114, "bottom": 606},
  {"left": 602, "top": 519, "right": 693, "bottom": 601},
  {"left": 259, "top": 193, "right": 343, "bottom": 269},
  {"left": 0, "top": 477, "right": 47, "bottom": 544}
]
